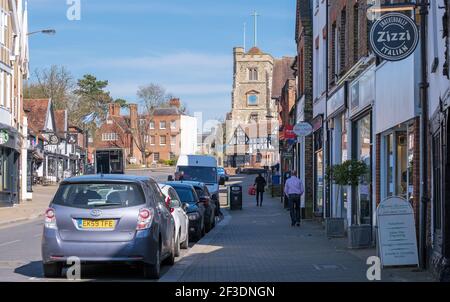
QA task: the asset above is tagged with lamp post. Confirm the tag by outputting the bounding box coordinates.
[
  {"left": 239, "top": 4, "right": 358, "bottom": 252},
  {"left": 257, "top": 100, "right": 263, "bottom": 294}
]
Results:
[{"left": 27, "top": 29, "right": 56, "bottom": 36}]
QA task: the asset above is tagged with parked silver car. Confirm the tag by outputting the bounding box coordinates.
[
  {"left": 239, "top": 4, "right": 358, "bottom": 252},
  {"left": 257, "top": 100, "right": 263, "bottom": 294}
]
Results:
[{"left": 41, "top": 174, "right": 176, "bottom": 279}]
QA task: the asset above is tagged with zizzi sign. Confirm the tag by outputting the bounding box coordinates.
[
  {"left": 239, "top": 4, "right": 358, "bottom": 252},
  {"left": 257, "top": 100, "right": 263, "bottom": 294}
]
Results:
[{"left": 370, "top": 12, "right": 419, "bottom": 61}]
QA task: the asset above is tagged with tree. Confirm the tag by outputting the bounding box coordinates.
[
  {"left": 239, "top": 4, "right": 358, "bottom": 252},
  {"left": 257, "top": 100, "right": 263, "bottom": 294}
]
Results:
[
  {"left": 114, "top": 98, "right": 128, "bottom": 108},
  {"left": 137, "top": 83, "right": 167, "bottom": 113},
  {"left": 71, "top": 74, "right": 112, "bottom": 134},
  {"left": 131, "top": 83, "right": 174, "bottom": 167},
  {"left": 24, "top": 65, "right": 75, "bottom": 110}
]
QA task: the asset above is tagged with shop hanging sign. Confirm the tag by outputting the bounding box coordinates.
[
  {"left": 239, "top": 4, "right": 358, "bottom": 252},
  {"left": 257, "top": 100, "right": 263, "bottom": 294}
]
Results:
[
  {"left": 293, "top": 122, "right": 313, "bottom": 137},
  {"left": 369, "top": 12, "right": 419, "bottom": 61},
  {"left": 0, "top": 130, "right": 9, "bottom": 145},
  {"left": 283, "top": 125, "right": 297, "bottom": 140},
  {"left": 67, "top": 133, "right": 78, "bottom": 145},
  {"left": 376, "top": 196, "right": 419, "bottom": 267}
]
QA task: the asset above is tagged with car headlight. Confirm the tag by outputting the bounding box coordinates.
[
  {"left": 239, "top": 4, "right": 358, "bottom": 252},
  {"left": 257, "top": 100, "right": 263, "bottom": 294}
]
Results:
[{"left": 188, "top": 212, "right": 200, "bottom": 221}]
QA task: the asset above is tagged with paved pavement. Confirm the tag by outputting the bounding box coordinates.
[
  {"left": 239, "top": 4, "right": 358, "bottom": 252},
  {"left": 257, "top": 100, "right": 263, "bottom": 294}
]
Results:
[{"left": 160, "top": 174, "right": 435, "bottom": 282}]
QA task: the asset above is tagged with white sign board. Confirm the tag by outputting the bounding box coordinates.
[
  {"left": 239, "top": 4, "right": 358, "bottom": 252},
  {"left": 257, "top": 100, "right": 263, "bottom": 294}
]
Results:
[
  {"left": 293, "top": 122, "right": 313, "bottom": 137},
  {"left": 376, "top": 196, "right": 419, "bottom": 267}
]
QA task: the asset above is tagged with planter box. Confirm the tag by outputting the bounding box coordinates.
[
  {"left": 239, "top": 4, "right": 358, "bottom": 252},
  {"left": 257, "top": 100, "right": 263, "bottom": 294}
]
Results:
[
  {"left": 326, "top": 218, "right": 346, "bottom": 238},
  {"left": 348, "top": 225, "right": 373, "bottom": 249}
]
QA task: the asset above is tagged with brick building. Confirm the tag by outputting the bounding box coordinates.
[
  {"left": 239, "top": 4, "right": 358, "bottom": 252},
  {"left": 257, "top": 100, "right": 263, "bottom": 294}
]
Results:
[
  {"left": 92, "top": 99, "right": 197, "bottom": 169},
  {"left": 295, "top": 0, "right": 315, "bottom": 218}
]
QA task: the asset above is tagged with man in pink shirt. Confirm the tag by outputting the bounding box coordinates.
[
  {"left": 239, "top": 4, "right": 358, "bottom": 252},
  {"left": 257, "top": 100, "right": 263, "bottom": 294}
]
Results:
[{"left": 284, "top": 170, "right": 304, "bottom": 227}]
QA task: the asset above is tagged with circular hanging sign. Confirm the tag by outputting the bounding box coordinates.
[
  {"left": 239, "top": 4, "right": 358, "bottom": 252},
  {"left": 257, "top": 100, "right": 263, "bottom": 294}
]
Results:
[
  {"left": 0, "top": 130, "right": 9, "bottom": 145},
  {"left": 293, "top": 122, "right": 313, "bottom": 137},
  {"left": 369, "top": 12, "right": 419, "bottom": 62},
  {"left": 49, "top": 134, "right": 60, "bottom": 145}
]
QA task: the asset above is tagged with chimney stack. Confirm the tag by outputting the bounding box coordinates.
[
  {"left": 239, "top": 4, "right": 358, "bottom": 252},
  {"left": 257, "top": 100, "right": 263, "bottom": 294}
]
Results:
[
  {"left": 129, "top": 104, "right": 138, "bottom": 129},
  {"left": 169, "top": 98, "right": 181, "bottom": 108},
  {"left": 109, "top": 103, "right": 121, "bottom": 116}
]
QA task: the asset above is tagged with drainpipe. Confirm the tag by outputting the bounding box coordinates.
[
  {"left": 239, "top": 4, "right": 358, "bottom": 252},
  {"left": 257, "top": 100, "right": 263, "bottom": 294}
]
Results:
[
  {"left": 324, "top": 0, "right": 331, "bottom": 219},
  {"left": 418, "top": 0, "right": 430, "bottom": 270}
]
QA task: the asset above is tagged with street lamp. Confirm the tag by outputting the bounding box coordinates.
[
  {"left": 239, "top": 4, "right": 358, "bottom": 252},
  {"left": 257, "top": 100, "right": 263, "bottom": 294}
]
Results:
[{"left": 27, "top": 29, "right": 56, "bottom": 36}]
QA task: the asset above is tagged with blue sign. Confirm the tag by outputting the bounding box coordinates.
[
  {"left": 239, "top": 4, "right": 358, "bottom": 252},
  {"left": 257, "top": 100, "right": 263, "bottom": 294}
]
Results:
[{"left": 370, "top": 13, "right": 419, "bottom": 62}]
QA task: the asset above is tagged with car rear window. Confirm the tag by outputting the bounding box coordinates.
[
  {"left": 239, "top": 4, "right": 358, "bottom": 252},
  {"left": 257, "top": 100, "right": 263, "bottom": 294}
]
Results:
[
  {"left": 52, "top": 182, "right": 145, "bottom": 209},
  {"left": 172, "top": 187, "right": 196, "bottom": 204}
]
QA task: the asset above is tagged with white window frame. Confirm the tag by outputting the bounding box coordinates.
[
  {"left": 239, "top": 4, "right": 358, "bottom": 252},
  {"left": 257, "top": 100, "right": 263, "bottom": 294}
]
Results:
[
  {"left": 160, "top": 121, "right": 166, "bottom": 130},
  {"left": 171, "top": 135, "right": 176, "bottom": 146},
  {"left": 149, "top": 121, "right": 155, "bottom": 129},
  {"left": 170, "top": 120, "right": 176, "bottom": 130},
  {"left": 160, "top": 135, "right": 166, "bottom": 146}
]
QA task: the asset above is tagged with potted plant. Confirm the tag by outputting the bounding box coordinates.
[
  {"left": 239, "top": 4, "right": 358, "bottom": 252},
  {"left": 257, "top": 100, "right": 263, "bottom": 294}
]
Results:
[{"left": 325, "top": 160, "right": 368, "bottom": 239}]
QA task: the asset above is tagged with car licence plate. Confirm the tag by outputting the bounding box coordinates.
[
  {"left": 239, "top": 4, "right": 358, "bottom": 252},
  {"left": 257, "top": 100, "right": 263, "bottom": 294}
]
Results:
[{"left": 78, "top": 219, "right": 116, "bottom": 229}]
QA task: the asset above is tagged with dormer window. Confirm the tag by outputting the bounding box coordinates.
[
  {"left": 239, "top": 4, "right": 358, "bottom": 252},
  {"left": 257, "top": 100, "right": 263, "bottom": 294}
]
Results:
[{"left": 248, "top": 68, "right": 258, "bottom": 81}]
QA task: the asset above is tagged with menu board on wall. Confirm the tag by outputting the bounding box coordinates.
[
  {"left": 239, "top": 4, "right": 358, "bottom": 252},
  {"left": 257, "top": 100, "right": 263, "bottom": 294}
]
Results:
[{"left": 376, "top": 196, "right": 419, "bottom": 267}]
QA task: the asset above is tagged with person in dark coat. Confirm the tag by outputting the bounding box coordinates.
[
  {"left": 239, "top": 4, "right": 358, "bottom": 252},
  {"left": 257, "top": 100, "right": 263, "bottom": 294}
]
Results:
[{"left": 254, "top": 173, "right": 267, "bottom": 207}]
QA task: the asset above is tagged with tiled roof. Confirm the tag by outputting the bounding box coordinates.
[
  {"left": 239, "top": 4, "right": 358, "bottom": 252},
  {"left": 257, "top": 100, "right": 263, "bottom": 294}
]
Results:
[
  {"left": 153, "top": 107, "right": 183, "bottom": 116},
  {"left": 23, "top": 99, "right": 50, "bottom": 132},
  {"left": 247, "top": 47, "right": 264, "bottom": 55},
  {"left": 272, "top": 57, "right": 295, "bottom": 99}
]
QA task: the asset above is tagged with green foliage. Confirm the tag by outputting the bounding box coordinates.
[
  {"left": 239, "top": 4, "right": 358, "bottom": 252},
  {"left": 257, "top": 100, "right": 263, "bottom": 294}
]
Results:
[
  {"left": 326, "top": 160, "right": 369, "bottom": 187},
  {"left": 114, "top": 98, "right": 128, "bottom": 108},
  {"left": 72, "top": 74, "right": 112, "bottom": 132}
]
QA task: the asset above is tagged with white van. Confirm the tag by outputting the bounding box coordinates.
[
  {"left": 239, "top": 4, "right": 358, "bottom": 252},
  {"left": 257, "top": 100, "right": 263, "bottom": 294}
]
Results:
[{"left": 175, "top": 155, "right": 219, "bottom": 200}]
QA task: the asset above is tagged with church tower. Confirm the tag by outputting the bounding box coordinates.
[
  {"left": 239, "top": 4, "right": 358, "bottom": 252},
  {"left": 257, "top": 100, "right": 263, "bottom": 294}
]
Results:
[{"left": 229, "top": 46, "right": 275, "bottom": 124}]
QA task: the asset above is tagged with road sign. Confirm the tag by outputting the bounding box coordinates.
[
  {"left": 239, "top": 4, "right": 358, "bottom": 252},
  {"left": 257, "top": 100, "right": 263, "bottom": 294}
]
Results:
[
  {"left": 293, "top": 122, "right": 313, "bottom": 137},
  {"left": 0, "top": 130, "right": 9, "bottom": 145},
  {"left": 369, "top": 12, "right": 419, "bottom": 62},
  {"left": 376, "top": 196, "right": 419, "bottom": 267}
]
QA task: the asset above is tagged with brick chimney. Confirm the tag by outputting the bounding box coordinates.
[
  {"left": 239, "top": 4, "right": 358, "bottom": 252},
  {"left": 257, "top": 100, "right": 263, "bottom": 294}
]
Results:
[
  {"left": 109, "top": 103, "right": 121, "bottom": 116},
  {"left": 169, "top": 98, "right": 181, "bottom": 108},
  {"left": 129, "top": 104, "right": 138, "bottom": 129}
]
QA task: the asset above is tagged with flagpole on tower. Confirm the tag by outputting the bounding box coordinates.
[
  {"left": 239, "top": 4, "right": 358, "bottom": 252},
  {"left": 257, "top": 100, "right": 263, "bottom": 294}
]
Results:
[
  {"left": 243, "top": 22, "right": 246, "bottom": 52},
  {"left": 251, "top": 10, "right": 259, "bottom": 47}
]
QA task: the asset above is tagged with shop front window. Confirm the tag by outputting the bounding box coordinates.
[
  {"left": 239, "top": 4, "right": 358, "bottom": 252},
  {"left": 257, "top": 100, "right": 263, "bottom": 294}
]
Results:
[
  {"left": 386, "top": 133, "right": 395, "bottom": 197},
  {"left": 353, "top": 114, "right": 371, "bottom": 225},
  {"left": 341, "top": 114, "right": 348, "bottom": 218},
  {"left": 314, "top": 129, "right": 324, "bottom": 215},
  {"left": 383, "top": 124, "right": 415, "bottom": 203}
]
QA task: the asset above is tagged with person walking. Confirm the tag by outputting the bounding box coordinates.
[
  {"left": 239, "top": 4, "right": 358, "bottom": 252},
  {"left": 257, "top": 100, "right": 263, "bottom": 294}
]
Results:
[
  {"left": 284, "top": 170, "right": 304, "bottom": 227},
  {"left": 254, "top": 173, "right": 267, "bottom": 207}
]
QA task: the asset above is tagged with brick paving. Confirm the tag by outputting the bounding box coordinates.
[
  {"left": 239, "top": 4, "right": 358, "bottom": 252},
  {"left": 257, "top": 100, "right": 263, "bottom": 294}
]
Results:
[{"left": 160, "top": 174, "right": 435, "bottom": 282}]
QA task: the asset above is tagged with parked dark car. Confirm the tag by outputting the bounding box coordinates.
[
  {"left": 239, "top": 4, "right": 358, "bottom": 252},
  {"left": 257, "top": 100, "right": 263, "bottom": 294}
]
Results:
[
  {"left": 41, "top": 174, "right": 176, "bottom": 280},
  {"left": 178, "top": 181, "right": 217, "bottom": 232},
  {"left": 165, "top": 182, "right": 206, "bottom": 241}
]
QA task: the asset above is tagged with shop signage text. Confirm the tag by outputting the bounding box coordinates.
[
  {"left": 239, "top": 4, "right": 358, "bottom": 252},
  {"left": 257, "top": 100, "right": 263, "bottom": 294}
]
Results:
[
  {"left": 327, "top": 85, "right": 346, "bottom": 118},
  {"left": 370, "top": 12, "right": 419, "bottom": 62},
  {"left": 376, "top": 196, "right": 419, "bottom": 267}
]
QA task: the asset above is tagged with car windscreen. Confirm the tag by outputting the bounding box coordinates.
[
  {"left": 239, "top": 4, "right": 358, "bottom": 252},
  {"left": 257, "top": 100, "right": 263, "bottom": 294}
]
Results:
[
  {"left": 172, "top": 187, "right": 196, "bottom": 204},
  {"left": 193, "top": 187, "right": 206, "bottom": 198},
  {"left": 178, "top": 166, "right": 217, "bottom": 183},
  {"left": 52, "top": 182, "right": 145, "bottom": 209}
]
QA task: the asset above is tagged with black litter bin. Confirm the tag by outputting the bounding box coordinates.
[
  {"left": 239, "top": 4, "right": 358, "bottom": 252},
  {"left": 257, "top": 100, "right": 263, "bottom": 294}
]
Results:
[{"left": 228, "top": 185, "right": 242, "bottom": 210}]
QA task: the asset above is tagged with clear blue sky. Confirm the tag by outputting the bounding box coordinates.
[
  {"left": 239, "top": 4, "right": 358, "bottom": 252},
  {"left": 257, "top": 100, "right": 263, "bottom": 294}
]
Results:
[{"left": 28, "top": 0, "right": 296, "bottom": 121}]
